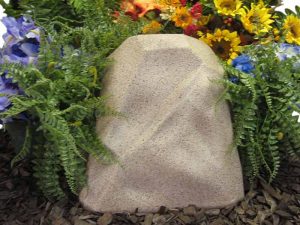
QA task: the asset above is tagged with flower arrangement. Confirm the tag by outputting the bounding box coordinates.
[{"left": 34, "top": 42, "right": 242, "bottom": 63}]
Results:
[
  {"left": 117, "top": 0, "right": 300, "bottom": 181},
  {"left": 119, "top": 0, "right": 300, "bottom": 63},
  {"left": 1, "top": 0, "right": 300, "bottom": 198}
]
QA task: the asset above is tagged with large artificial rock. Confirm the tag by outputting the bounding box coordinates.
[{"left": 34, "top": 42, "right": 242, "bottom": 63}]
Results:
[{"left": 80, "top": 34, "right": 244, "bottom": 213}]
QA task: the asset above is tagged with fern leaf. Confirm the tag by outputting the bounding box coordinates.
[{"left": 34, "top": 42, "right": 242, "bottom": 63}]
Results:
[
  {"left": 33, "top": 144, "right": 65, "bottom": 199},
  {"left": 0, "top": 97, "right": 39, "bottom": 119},
  {"left": 11, "top": 125, "right": 32, "bottom": 167}
]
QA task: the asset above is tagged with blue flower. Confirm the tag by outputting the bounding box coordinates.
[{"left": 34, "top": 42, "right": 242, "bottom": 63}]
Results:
[
  {"left": 276, "top": 43, "right": 300, "bottom": 70},
  {"left": 276, "top": 43, "right": 300, "bottom": 60},
  {"left": 229, "top": 76, "right": 239, "bottom": 84},
  {"left": 232, "top": 55, "right": 254, "bottom": 73},
  {"left": 229, "top": 55, "right": 254, "bottom": 83}
]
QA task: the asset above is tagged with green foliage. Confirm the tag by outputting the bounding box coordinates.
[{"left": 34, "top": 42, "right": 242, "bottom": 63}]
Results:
[
  {"left": 1, "top": 4, "right": 141, "bottom": 198},
  {"left": 10, "top": 125, "right": 32, "bottom": 167},
  {"left": 2, "top": 0, "right": 81, "bottom": 27},
  {"left": 2, "top": 0, "right": 123, "bottom": 28},
  {"left": 33, "top": 142, "right": 66, "bottom": 198},
  {"left": 222, "top": 44, "right": 300, "bottom": 183}
]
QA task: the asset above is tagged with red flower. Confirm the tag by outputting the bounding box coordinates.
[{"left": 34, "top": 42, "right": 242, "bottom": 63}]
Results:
[
  {"left": 180, "top": 0, "right": 187, "bottom": 6},
  {"left": 184, "top": 24, "right": 199, "bottom": 37},
  {"left": 190, "top": 2, "right": 202, "bottom": 19},
  {"left": 112, "top": 10, "right": 121, "bottom": 19}
]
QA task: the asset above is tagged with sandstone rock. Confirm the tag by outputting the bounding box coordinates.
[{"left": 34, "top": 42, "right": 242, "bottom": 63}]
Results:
[{"left": 80, "top": 34, "right": 244, "bottom": 213}]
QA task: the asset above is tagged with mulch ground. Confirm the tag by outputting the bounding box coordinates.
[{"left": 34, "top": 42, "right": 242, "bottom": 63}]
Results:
[{"left": 1, "top": 131, "right": 300, "bottom": 225}]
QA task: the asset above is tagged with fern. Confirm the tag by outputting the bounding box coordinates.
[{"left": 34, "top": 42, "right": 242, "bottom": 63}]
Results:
[
  {"left": 10, "top": 125, "right": 32, "bottom": 167},
  {"left": 37, "top": 108, "right": 86, "bottom": 193},
  {"left": 70, "top": 125, "right": 115, "bottom": 163},
  {"left": 1, "top": 2, "right": 142, "bottom": 199},
  {"left": 222, "top": 43, "right": 300, "bottom": 183},
  {"left": 0, "top": 97, "right": 40, "bottom": 119},
  {"left": 33, "top": 143, "right": 65, "bottom": 199}
]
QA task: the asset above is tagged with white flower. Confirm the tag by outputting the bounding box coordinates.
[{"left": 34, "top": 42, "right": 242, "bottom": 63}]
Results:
[
  {"left": 292, "top": 111, "right": 300, "bottom": 123},
  {"left": 159, "top": 6, "right": 176, "bottom": 21}
]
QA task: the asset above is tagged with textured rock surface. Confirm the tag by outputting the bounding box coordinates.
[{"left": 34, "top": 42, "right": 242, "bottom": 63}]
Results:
[{"left": 80, "top": 34, "right": 244, "bottom": 213}]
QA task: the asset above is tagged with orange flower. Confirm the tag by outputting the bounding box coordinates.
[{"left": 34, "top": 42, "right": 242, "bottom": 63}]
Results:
[
  {"left": 121, "top": 0, "right": 161, "bottom": 20},
  {"left": 142, "top": 20, "right": 162, "bottom": 33},
  {"left": 171, "top": 7, "right": 193, "bottom": 28}
]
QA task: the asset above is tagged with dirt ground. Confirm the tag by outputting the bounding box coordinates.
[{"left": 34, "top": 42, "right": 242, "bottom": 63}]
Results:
[{"left": 0, "top": 131, "right": 300, "bottom": 225}]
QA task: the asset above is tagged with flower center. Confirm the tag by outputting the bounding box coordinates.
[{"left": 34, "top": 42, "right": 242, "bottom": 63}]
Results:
[
  {"left": 220, "top": 1, "right": 236, "bottom": 10},
  {"left": 180, "top": 14, "right": 188, "bottom": 21},
  {"left": 290, "top": 24, "right": 300, "bottom": 37},
  {"left": 212, "top": 40, "right": 231, "bottom": 60},
  {"left": 249, "top": 13, "right": 261, "bottom": 24}
]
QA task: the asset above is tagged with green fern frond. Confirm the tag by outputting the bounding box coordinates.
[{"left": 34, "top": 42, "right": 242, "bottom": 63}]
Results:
[
  {"left": 71, "top": 125, "right": 115, "bottom": 163},
  {"left": 0, "top": 97, "right": 40, "bottom": 119},
  {"left": 33, "top": 144, "right": 65, "bottom": 199},
  {"left": 0, "top": 1, "right": 145, "bottom": 199},
  {"left": 11, "top": 125, "right": 32, "bottom": 167}
]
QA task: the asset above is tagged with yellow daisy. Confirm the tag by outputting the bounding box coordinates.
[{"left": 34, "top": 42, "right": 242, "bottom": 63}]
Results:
[
  {"left": 199, "top": 29, "right": 241, "bottom": 63},
  {"left": 197, "top": 15, "right": 211, "bottom": 26},
  {"left": 171, "top": 7, "right": 193, "bottom": 28},
  {"left": 142, "top": 20, "right": 162, "bottom": 34},
  {"left": 283, "top": 14, "right": 300, "bottom": 45},
  {"left": 239, "top": 1, "right": 274, "bottom": 35},
  {"left": 156, "top": 0, "right": 182, "bottom": 8},
  {"left": 213, "top": 0, "right": 242, "bottom": 16}
]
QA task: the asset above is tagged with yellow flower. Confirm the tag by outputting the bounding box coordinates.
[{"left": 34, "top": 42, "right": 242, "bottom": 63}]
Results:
[
  {"left": 260, "top": 28, "right": 281, "bottom": 44},
  {"left": 199, "top": 29, "right": 241, "bottom": 63},
  {"left": 142, "top": 20, "right": 163, "bottom": 33},
  {"left": 239, "top": 1, "right": 274, "bottom": 35},
  {"left": 171, "top": 7, "right": 193, "bottom": 28},
  {"left": 197, "top": 15, "right": 211, "bottom": 26},
  {"left": 160, "top": 6, "right": 176, "bottom": 20},
  {"left": 213, "top": 0, "right": 242, "bottom": 16},
  {"left": 156, "top": 0, "right": 181, "bottom": 8},
  {"left": 283, "top": 14, "right": 300, "bottom": 45}
]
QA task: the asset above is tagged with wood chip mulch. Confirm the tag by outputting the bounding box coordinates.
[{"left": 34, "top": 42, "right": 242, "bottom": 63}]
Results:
[{"left": 1, "top": 131, "right": 300, "bottom": 225}]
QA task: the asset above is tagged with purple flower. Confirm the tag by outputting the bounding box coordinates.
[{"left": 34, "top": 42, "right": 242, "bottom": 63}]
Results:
[
  {"left": 0, "top": 72, "right": 20, "bottom": 112},
  {"left": 0, "top": 16, "right": 40, "bottom": 124},
  {"left": 1, "top": 16, "right": 40, "bottom": 66},
  {"left": 2, "top": 16, "right": 38, "bottom": 44}
]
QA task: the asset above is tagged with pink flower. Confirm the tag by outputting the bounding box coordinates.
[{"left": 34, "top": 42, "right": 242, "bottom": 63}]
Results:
[
  {"left": 180, "top": 0, "right": 187, "bottom": 6},
  {"left": 190, "top": 2, "right": 202, "bottom": 19},
  {"left": 184, "top": 24, "right": 199, "bottom": 37}
]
